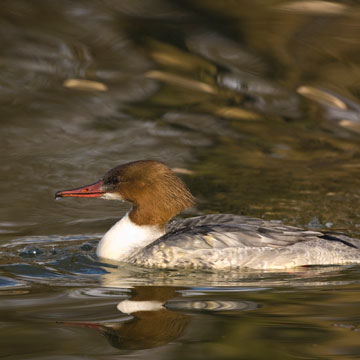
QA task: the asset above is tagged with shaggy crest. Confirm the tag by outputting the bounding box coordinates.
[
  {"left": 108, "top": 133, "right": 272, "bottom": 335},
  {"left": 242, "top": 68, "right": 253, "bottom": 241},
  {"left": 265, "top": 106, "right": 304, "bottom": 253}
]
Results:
[{"left": 102, "top": 160, "right": 195, "bottom": 227}]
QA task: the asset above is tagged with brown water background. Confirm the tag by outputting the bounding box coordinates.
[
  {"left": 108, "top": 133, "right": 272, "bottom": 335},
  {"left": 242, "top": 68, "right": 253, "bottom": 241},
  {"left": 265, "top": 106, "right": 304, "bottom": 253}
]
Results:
[{"left": 1, "top": 1, "right": 360, "bottom": 359}]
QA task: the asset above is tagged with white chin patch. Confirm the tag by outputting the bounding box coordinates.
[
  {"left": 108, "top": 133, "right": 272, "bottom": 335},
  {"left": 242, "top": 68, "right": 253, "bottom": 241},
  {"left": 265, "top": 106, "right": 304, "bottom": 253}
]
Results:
[{"left": 101, "top": 192, "right": 123, "bottom": 200}]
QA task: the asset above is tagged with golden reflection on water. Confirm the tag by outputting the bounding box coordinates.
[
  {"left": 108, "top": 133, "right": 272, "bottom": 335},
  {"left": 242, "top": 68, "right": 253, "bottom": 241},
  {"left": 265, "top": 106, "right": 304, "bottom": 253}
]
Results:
[{"left": 0, "top": 0, "right": 360, "bottom": 359}]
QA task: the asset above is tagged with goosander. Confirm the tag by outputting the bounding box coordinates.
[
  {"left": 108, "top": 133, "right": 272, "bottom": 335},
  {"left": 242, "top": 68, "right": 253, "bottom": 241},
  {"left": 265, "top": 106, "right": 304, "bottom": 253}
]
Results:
[
  {"left": 61, "top": 286, "right": 189, "bottom": 350},
  {"left": 55, "top": 160, "right": 360, "bottom": 270}
]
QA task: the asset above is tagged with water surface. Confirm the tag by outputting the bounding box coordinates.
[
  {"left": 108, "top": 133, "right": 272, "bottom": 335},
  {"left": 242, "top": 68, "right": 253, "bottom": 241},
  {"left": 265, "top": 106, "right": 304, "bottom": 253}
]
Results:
[{"left": 1, "top": 1, "right": 360, "bottom": 359}]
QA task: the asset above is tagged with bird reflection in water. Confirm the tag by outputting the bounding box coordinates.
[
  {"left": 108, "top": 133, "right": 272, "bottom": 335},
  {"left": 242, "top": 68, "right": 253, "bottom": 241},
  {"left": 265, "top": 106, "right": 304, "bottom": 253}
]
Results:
[
  {"left": 59, "top": 285, "right": 258, "bottom": 350},
  {"left": 60, "top": 286, "right": 189, "bottom": 350}
]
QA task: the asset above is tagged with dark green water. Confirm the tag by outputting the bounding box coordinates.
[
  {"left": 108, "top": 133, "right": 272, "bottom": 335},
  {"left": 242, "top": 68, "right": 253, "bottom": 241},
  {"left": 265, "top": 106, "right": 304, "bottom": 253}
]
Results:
[{"left": 1, "top": 1, "right": 360, "bottom": 359}]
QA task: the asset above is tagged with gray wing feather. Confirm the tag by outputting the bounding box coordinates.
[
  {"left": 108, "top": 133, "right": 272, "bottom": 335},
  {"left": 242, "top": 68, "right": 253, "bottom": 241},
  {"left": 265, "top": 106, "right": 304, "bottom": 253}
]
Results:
[{"left": 154, "top": 214, "right": 324, "bottom": 251}]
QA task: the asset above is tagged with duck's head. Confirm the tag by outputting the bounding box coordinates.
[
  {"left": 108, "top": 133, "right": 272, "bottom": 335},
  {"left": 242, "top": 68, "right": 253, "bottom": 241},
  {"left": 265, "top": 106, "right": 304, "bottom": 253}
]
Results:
[{"left": 55, "top": 160, "right": 195, "bottom": 226}]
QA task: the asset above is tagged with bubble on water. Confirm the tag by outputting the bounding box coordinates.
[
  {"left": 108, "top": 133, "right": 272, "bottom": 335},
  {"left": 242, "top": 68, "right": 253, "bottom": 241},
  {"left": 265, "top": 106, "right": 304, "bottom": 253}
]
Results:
[
  {"left": 50, "top": 247, "right": 58, "bottom": 255},
  {"left": 80, "top": 242, "right": 93, "bottom": 251},
  {"left": 20, "top": 246, "right": 43, "bottom": 257}
]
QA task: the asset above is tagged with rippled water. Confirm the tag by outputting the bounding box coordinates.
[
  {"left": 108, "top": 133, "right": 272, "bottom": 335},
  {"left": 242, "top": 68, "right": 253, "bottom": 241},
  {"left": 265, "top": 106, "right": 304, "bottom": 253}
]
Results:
[{"left": 1, "top": 1, "right": 360, "bottom": 359}]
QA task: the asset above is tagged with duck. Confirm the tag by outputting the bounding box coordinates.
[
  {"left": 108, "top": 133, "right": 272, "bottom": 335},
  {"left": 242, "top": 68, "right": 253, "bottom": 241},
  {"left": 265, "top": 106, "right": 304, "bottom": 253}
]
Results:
[
  {"left": 60, "top": 286, "right": 189, "bottom": 350},
  {"left": 55, "top": 160, "right": 360, "bottom": 270}
]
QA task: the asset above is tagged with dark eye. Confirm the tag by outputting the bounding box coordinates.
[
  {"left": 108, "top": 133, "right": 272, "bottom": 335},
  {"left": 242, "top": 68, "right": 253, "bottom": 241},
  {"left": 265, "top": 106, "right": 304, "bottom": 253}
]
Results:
[
  {"left": 103, "top": 175, "right": 127, "bottom": 186},
  {"left": 104, "top": 175, "right": 120, "bottom": 186}
]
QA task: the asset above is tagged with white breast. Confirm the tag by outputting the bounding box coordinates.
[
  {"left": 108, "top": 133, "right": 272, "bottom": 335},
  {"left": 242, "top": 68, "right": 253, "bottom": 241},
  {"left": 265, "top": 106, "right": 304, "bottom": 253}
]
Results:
[
  {"left": 96, "top": 212, "right": 165, "bottom": 262},
  {"left": 117, "top": 300, "right": 164, "bottom": 314}
]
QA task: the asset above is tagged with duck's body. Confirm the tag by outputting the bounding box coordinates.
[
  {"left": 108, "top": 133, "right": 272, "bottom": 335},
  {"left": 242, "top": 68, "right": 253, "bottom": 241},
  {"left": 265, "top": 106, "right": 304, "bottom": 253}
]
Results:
[
  {"left": 56, "top": 160, "right": 360, "bottom": 270},
  {"left": 97, "top": 212, "right": 360, "bottom": 270}
]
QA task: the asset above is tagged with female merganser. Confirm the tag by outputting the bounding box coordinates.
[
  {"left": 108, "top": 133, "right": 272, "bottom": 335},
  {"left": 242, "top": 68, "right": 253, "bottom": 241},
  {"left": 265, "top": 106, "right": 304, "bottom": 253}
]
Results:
[{"left": 55, "top": 160, "right": 360, "bottom": 270}]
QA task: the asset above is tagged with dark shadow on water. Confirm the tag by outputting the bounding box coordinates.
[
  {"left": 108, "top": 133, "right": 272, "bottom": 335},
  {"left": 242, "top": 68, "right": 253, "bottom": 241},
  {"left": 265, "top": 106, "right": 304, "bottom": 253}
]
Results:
[{"left": 0, "top": 0, "right": 360, "bottom": 359}]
